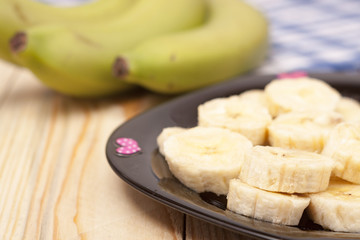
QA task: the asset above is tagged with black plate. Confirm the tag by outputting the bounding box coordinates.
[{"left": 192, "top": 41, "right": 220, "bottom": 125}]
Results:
[{"left": 106, "top": 73, "right": 360, "bottom": 240}]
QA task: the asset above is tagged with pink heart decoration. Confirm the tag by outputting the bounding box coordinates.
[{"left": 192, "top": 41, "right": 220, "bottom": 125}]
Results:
[
  {"left": 115, "top": 137, "right": 141, "bottom": 156},
  {"left": 277, "top": 71, "right": 307, "bottom": 79}
]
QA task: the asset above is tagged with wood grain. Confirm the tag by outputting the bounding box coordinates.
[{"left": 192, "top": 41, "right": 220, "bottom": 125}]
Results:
[
  {"left": 0, "top": 60, "right": 252, "bottom": 240},
  {"left": 0, "top": 60, "right": 183, "bottom": 240},
  {"left": 186, "top": 216, "right": 259, "bottom": 240}
]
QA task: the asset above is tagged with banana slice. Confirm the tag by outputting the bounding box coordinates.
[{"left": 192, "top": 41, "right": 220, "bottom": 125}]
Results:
[
  {"left": 239, "top": 146, "right": 334, "bottom": 193},
  {"left": 198, "top": 93, "right": 272, "bottom": 145},
  {"left": 335, "top": 97, "right": 360, "bottom": 123},
  {"left": 227, "top": 179, "right": 310, "bottom": 226},
  {"left": 264, "top": 77, "right": 341, "bottom": 117},
  {"left": 163, "top": 126, "right": 252, "bottom": 195},
  {"left": 237, "top": 89, "right": 270, "bottom": 111},
  {"left": 157, "top": 127, "right": 185, "bottom": 155},
  {"left": 268, "top": 110, "right": 343, "bottom": 152},
  {"left": 307, "top": 177, "right": 360, "bottom": 233},
  {"left": 322, "top": 122, "right": 360, "bottom": 184}
]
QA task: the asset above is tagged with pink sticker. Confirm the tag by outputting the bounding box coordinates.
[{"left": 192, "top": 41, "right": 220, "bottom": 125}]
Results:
[
  {"left": 115, "top": 137, "right": 141, "bottom": 156},
  {"left": 277, "top": 71, "right": 307, "bottom": 79}
]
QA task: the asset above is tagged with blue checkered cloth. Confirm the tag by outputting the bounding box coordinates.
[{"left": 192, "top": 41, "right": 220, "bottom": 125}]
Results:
[{"left": 246, "top": 0, "right": 360, "bottom": 74}]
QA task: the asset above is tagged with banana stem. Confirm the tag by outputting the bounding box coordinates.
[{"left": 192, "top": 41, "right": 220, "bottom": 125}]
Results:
[
  {"left": 113, "top": 57, "right": 129, "bottom": 78},
  {"left": 10, "top": 32, "right": 27, "bottom": 53}
]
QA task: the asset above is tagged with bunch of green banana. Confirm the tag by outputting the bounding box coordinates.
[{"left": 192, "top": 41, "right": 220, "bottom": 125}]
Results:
[
  {"left": 8, "top": 0, "right": 268, "bottom": 97},
  {"left": 113, "top": 0, "right": 269, "bottom": 94},
  {"left": 10, "top": 0, "right": 207, "bottom": 97},
  {"left": 0, "top": 0, "right": 135, "bottom": 64}
]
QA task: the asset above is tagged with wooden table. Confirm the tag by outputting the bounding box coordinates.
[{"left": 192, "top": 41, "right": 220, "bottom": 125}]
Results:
[{"left": 0, "top": 60, "right": 256, "bottom": 240}]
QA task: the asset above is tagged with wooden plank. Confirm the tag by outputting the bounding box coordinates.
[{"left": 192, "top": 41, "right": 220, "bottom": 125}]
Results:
[
  {"left": 0, "top": 61, "right": 183, "bottom": 240},
  {"left": 186, "top": 216, "right": 259, "bottom": 240}
]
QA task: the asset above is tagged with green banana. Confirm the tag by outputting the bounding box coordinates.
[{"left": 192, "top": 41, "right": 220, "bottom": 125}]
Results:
[
  {"left": 2, "top": 0, "right": 134, "bottom": 23},
  {"left": 0, "top": 0, "right": 134, "bottom": 64},
  {"left": 11, "top": 0, "right": 207, "bottom": 97},
  {"left": 113, "top": 0, "right": 269, "bottom": 94}
]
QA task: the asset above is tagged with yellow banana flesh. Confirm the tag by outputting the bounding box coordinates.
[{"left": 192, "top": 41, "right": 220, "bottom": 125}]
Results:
[{"left": 113, "top": 0, "right": 269, "bottom": 94}]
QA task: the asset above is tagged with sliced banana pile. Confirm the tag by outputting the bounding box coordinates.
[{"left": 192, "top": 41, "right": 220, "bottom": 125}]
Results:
[{"left": 157, "top": 76, "right": 360, "bottom": 233}]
